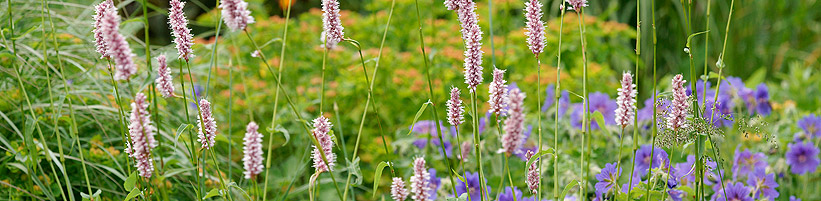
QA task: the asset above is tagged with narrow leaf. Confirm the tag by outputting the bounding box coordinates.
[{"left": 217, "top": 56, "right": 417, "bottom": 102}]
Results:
[
  {"left": 372, "top": 161, "right": 391, "bottom": 197},
  {"left": 124, "top": 171, "right": 137, "bottom": 190},
  {"left": 560, "top": 179, "right": 579, "bottom": 200},
  {"left": 406, "top": 100, "right": 432, "bottom": 135}
]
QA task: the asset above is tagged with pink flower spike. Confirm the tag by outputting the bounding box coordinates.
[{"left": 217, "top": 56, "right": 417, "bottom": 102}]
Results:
[
  {"left": 127, "top": 93, "right": 157, "bottom": 178},
  {"left": 168, "top": 0, "right": 194, "bottom": 60},
  {"left": 155, "top": 55, "right": 174, "bottom": 98},
  {"left": 501, "top": 88, "right": 526, "bottom": 155},
  {"left": 446, "top": 86, "right": 465, "bottom": 126},
  {"left": 93, "top": 0, "right": 114, "bottom": 59},
  {"left": 391, "top": 177, "right": 409, "bottom": 201},
  {"left": 525, "top": 150, "right": 540, "bottom": 193},
  {"left": 220, "top": 0, "right": 255, "bottom": 31},
  {"left": 668, "top": 74, "right": 689, "bottom": 130},
  {"left": 321, "top": 0, "right": 345, "bottom": 49},
  {"left": 410, "top": 157, "right": 431, "bottom": 201},
  {"left": 100, "top": 6, "right": 137, "bottom": 81},
  {"left": 457, "top": 0, "right": 484, "bottom": 92},
  {"left": 524, "top": 0, "right": 545, "bottom": 55},
  {"left": 488, "top": 68, "right": 508, "bottom": 115},
  {"left": 197, "top": 99, "right": 218, "bottom": 149},
  {"left": 311, "top": 115, "right": 336, "bottom": 173},
  {"left": 615, "top": 72, "right": 637, "bottom": 127},
  {"left": 564, "top": 0, "right": 588, "bottom": 12},
  {"left": 242, "top": 122, "right": 264, "bottom": 179}
]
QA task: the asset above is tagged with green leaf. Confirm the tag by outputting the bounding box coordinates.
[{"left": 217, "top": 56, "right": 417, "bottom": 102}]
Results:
[
  {"left": 275, "top": 124, "right": 291, "bottom": 146},
  {"left": 123, "top": 188, "right": 140, "bottom": 201},
  {"left": 446, "top": 193, "right": 468, "bottom": 201},
  {"left": 175, "top": 123, "right": 190, "bottom": 142},
  {"left": 372, "top": 161, "right": 391, "bottom": 198},
  {"left": 406, "top": 100, "right": 432, "bottom": 135},
  {"left": 685, "top": 30, "right": 710, "bottom": 48},
  {"left": 203, "top": 188, "right": 221, "bottom": 199},
  {"left": 592, "top": 111, "right": 606, "bottom": 133},
  {"left": 348, "top": 157, "right": 363, "bottom": 186},
  {"left": 124, "top": 171, "right": 137, "bottom": 190},
  {"left": 524, "top": 148, "right": 554, "bottom": 172},
  {"left": 560, "top": 179, "right": 579, "bottom": 201}
]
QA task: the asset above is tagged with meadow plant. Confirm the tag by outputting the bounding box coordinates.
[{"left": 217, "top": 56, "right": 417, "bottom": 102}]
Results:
[
  {"left": 197, "top": 99, "right": 218, "bottom": 149},
  {"left": 391, "top": 177, "right": 409, "bottom": 201},
  {"left": 154, "top": 55, "right": 174, "bottom": 98},
  {"left": 242, "top": 122, "right": 264, "bottom": 179},
  {"left": 126, "top": 93, "right": 157, "bottom": 178}
]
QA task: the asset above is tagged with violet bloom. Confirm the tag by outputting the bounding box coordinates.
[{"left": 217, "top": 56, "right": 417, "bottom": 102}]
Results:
[
  {"left": 541, "top": 84, "right": 555, "bottom": 113},
  {"left": 392, "top": 177, "right": 409, "bottom": 201},
  {"left": 668, "top": 74, "right": 689, "bottom": 130},
  {"left": 790, "top": 196, "right": 801, "bottom": 201},
  {"left": 747, "top": 169, "right": 779, "bottom": 200},
  {"left": 168, "top": 0, "right": 194, "bottom": 60},
  {"left": 558, "top": 90, "right": 570, "bottom": 117},
  {"left": 452, "top": 0, "right": 484, "bottom": 92},
  {"left": 719, "top": 76, "right": 750, "bottom": 100},
  {"left": 564, "top": 0, "right": 588, "bottom": 11},
  {"left": 197, "top": 99, "right": 218, "bottom": 149},
  {"left": 410, "top": 157, "right": 431, "bottom": 201},
  {"left": 242, "top": 122, "right": 264, "bottom": 179},
  {"left": 497, "top": 186, "right": 524, "bottom": 201},
  {"left": 411, "top": 121, "right": 454, "bottom": 158},
  {"left": 594, "top": 162, "right": 620, "bottom": 199},
  {"left": 92, "top": 0, "right": 114, "bottom": 59},
  {"left": 155, "top": 55, "right": 175, "bottom": 98},
  {"left": 686, "top": 79, "right": 712, "bottom": 104},
  {"left": 615, "top": 72, "right": 637, "bottom": 127},
  {"left": 798, "top": 114, "right": 821, "bottom": 138},
  {"left": 621, "top": 174, "right": 641, "bottom": 193},
  {"left": 513, "top": 125, "right": 535, "bottom": 161},
  {"left": 525, "top": 150, "right": 540, "bottom": 193},
  {"left": 320, "top": 0, "right": 344, "bottom": 49},
  {"left": 732, "top": 147, "right": 767, "bottom": 180},
  {"left": 668, "top": 189, "right": 685, "bottom": 201},
  {"left": 713, "top": 182, "right": 753, "bottom": 201},
  {"left": 311, "top": 116, "right": 336, "bottom": 173},
  {"left": 502, "top": 88, "right": 526, "bottom": 155},
  {"left": 220, "top": 0, "right": 255, "bottom": 31},
  {"left": 478, "top": 112, "right": 491, "bottom": 134},
  {"left": 488, "top": 68, "right": 508, "bottom": 115},
  {"left": 523, "top": 0, "right": 545, "bottom": 55},
  {"left": 785, "top": 142, "right": 820, "bottom": 174},
  {"left": 427, "top": 168, "right": 442, "bottom": 200},
  {"left": 447, "top": 86, "right": 465, "bottom": 126},
  {"left": 571, "top": 92, "right": 617, "bottom": 130},
  {"left": 455, "top": 171, "right": 490, "bottom": 201},
  {"left": 100, "top": 6, "right": 137, "bottom": 81},
  {"left": 704, "top": 99, "right": 734, "bottom": 128},
  {"left": 634, "top": 144, "right": 668, "bottom": 177},
  {"left": 127, "top": 93, "right": 157, "bottom": 178},
  {"left": 751, "top": 84, "right": 772, "bottom": 115}
]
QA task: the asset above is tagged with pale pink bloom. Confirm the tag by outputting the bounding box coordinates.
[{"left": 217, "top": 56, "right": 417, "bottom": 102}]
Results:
[
  {"left": 525, "top": 150, "right": 540, "bottom": 193},
  {"left": 459, "top": 141, "right": 472, "bottom": 162},
  {"left": 668, "top": 74, "right": 689, "bottom": 130},
  {"left": 251, "top": 50, "right": 260, "bottom": 58},
  {"left": 242, "top": 122, "right": 264, "bottom": 179},
  {"left": 93, "top": 0, "right": 114, "bottom": 59},
  {"left": 168, "top": 0, "right": 194, "bottom": 60},
  {"left": 220, "top": 0, "right": 255, "bottom": 31},
  {"left": 321, "top": 0, "right": 345, "bottom": 49},
  {"left": 197, "top": 99, "right": 218, "bottom": 149},
  {"left": 524, "top": 0, "right": 545, "bottom": 55},
  {"left": 100, "top": 7, "right": 137, "bottom": 81},
  {"left": 615, "top": 72, "right": 637, "bottom": 127},
  {"left": 446, "top": 86, "right": 465, "bottom": 126},
  {"left": 488, "top": 68, "right": 508, "bottom": 115},
  {"left": 501, "top": 88, "right": 526, "bottom": 155},
  {"left": 410, "top": 157, "right": 431, "bottom": 201},
  {"left": 564, "top": 0, "right": 588, "bottom": 11},
  {"left": 155, "top": 55, "right": 174, "bottom": 98},
  {"left": 127, "top": 93, "right": 157, "bottom": 178},
  {"left": 391, "top": 177, "right": 410, "bottom": 201},
  {"left": 311, "top": 116, "right": 336, "bottom": 173},
  {"left": 452, "top": 0, "right": 484, "bottom": 92}
]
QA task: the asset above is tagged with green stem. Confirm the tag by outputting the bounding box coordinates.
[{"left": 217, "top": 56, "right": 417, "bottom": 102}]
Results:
[
  {"left": 177, "top": 59, "right": 201, "bottom": 201},
  {"left": 209, "top": 149, "right": 233, "bottom": 201},
  {"left": 535, "top": 55, "right": 543, "bottom": 201},
  {"left": 553, "top": 4, "right": 566, "bottom": 200},
  {"left": 576, "top": 8, "right": 590, "bottom": 199}
]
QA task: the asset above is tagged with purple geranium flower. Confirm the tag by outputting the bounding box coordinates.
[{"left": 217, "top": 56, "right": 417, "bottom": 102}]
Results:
[
  {"left": 558, "top": 90, "right": 570, "bottom": 117},
  {"left": 634, "top": 144, "right": 669, "bottom": 177},
  {"left": 672, "top": 155, "right": 722, "bottom": 186},
  {"left": 455, "top": 171, "right": 490, "bottom": 201},
  {"left": 594, "top": 162, "right": 620, "bottom": 199},
  {"left": 797, "top": 114, "right": 821, "bottom": 138},
  {"left": 704, "top": 99, "right": 734, "bottom": 128},
  {"left": 621, "top": 173, "right": 642, "bottom": 194},
  {"left": 732, "top": 147, "right": 768, "bottom": 180},
  {"left": 790, "top": 196, "right": 801, "bottom": 201},
  {"left": 751, "top": 84, "right": 772, "bottom": 115},
  {"left": 428, "top": 168, "right": 441, "bottom": 200},
  {"left": 542, "top": 84, "right": 555, "bottom": 113},
  {"left": 668, "top": 189, "right": 685, "bottom": 201},
  {"left": 478, "top": 112, "right": 492, "bottom": 134},
  {"left": 746, "top": 169, "right": 779, "bottom": 200},
  {"left": 785, "top": 142, "right": 820, "bottom": 175},
  {"left": 570, "top": 92, "right": 617, "bottom": 130},
  {"left": 497, "top": 186, "right": 524, "bottom": 201},
  {"left": 712, "top": 182, "right": 753, "bottom": 201},
  {"left": 411, "top": 120, "right": 456, "bottom": 157}
]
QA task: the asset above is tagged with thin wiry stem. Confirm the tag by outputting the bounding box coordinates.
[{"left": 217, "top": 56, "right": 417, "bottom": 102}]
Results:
[
  {"left": 262, "top": 1, "right": 293, "bottom": 200},
  {"left": 553, "top": 3, "right": 566, "bottom": 200},
  {"left": 576, "top": 8, "right": 591, "bottom": 198},
  {"left": 177, "top": 59, "right": 202, "bottom": 201},
  {"left": 38, "top": 0, "right": 67, "bottom": 199},
  {"left": 205, "top": 0, "right": 222, "bottom": 96}
]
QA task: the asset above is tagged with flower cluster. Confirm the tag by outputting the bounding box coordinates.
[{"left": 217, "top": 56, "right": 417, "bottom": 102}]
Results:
[
  {"left": 321, "top": 0, "right": 345, "bottom": 49},
  {"left": 220, "top": 0, "right": 255, "bottom": 31},
  {"left": 99, "top": 4, "right": 137, "bottom": 81},
  {"left": 445, "top": 0, "right": 484, "bottom": 92},
  {"left": 501, "top": 88, "right": 526, "bottom": 155},
  {"left": 311, "top": 116, "right": 336, "bottom": 173},
  {"left": 410, "top": 120, "right": 455, "bottom": 158},
  {"left": 523, "top": 0, "right": 545, "bottom": 55},
  {"left": 155, "top": 55, "right": 174, "bottom": 98},
  {"left": 564, "top": 0, "right": 588, "bottom": 11},
  {"left": 168, "top": 0, "right": 194, "bottom": 60},
  {"left": 615, "top": 72, "right": 637, "bottom": 127},
  {"left": 668, "top": 74, "right": 689, "bottom": 130},
  {"left": 391, "top": 177, "right": 409, "bottom": 201},
  {"left": 92, "top": 0, "right": 114, "bottom": 59},
  {"left": 127, "top": 93, "right": 157, "bottom": 178},
  {"left": 446, "top": 86, "right": 465, "bottom": 126},
  {"left": 242, "top": 122, "right": 264, "bottom": 179},
  {"left": 410, "top": 157, "right": 431, "bottom": 201},
  {"left": 488, "top": 68, "right": 508, "bottom": 115},
  {"left": 197, "top": 99, "right": 218, "bottom": 149},
  {"left": 524, "top": 150, "right": 539, "bottom": 193},
  {"left": 570, "top": 92, "right": 617, "bottom": 130}
]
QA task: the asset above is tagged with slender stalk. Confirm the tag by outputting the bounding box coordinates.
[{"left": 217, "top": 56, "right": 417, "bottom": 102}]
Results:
[
  {"left": 205, "top": 0, "right": 222, "bottom": 95},
  {"left": 320, "top": 42, "right": 328, "bottom": 113},
  {"left": 553, "top": 4, "right": 566, "bottom": 200},
  {"left": 261, "top": 1, "right": 293, "bottom": 199},
  {"left": 208, "top": 149, "right": 232, "bottom": 201},
  {"left": 473, "top": 93, "right": 488, "bottom": 201},
  {"left": 370, "top": 0, "right": 399, "bottom": 177},
  {"left": 535, "top": 55, "right": 543, "bottom": 201},
  {"left": 140, "top": 0, "right": 163, "bottom": 179},
  {"left": 488, "top": 0, "right": 496, "bottom": 65},
  {"left": 576, "top": 8, "right": 591, "bottom": 198},
  {"left": 36, "top": 0, "right": 67, "bottom": 199},
  {"left": 504, "top": 155, "right": 517, "bottom": 201}
]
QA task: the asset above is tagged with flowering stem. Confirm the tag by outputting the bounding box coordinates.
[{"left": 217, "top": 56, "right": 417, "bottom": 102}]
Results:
[
  {"left": 177, "top": 59, "right": 202, "bottom": 201},
  {"left": 261, "top": 1, "right": 293, "bottom": 200},
  {"left": 320, "top": 42, "right": 328, "bottom": 113},
  {"left": 553, "top": 4, "right": 566, "bottom": 200},
  {"left": 204, "top": 0, "right": 222, "bottom": 96},
  {"left": 184, "top": 60, "right": 208, "bottom": 201},
  {"left": 208, "top": 149, "right": 232, "bottom": 201},
  {"left": 535, "top": 55, "right": 544, "bottom": 201},
  {"left": 37, "top": 1, "right": 68, "bottom": 199},
  {"left": 474, "top": 93, "right": 488, "bottom": 201},
  {"left": 576, "top": 8, "right": 591, "bottom": 198},
  {"left": 504, "top": 155, "right": 518, "bottom": 201}
]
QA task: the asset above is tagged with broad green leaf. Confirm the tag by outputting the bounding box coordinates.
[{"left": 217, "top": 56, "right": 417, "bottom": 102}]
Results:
[
  {"left": 372, "top": 161, "right": 391, "bottom": 197},
  {"left": 592, "top": 111, "right": 606, "bottom": 132},
  {"left": 123, "top": 188, "right": 140, "bottom": 201},
  {"left": 124, "top": 171, "right": 137, "bottom": 190},
  {"left": 406, "top": 100, "right": 432, "bottom": 135},
  {"left": 203, "top": 188, "right": 221, "bottom": 199},
  {"left": 560, "top": 179, "right": 578, "bottom": 201}
]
